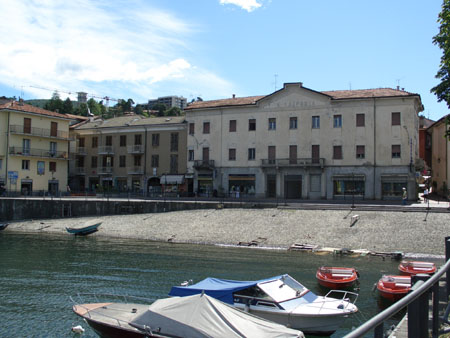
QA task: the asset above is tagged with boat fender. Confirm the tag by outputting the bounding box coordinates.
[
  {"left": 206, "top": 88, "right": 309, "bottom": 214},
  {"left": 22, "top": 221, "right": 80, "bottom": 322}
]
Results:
[{"left": 71, "top": 325, "right": 85, "bottom": 333}]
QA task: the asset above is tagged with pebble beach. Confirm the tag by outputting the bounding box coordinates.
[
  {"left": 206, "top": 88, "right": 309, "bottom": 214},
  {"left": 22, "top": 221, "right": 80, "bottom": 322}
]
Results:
[{"left": 4, "top": 208, "right": 449, "bottom": 257}]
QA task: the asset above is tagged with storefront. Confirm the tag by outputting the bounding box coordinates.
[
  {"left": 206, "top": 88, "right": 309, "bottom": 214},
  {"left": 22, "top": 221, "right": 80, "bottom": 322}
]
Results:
[
  {"left": 48, "top": 179, "right": 59, "bottom": 195},
  {"left": 381, "top": 175, "right": 408, "bottom": 199},
  {"left": 333, "top": 175, "right": 365, "bottom": 199},
  {"left": 284, "top": 175, "right": 302, "bottom": 199},
  {"left": 197, "top": 174, "right": 213, "bottom": 196},
  {"left": 160, "top": 174, "right": 185, "bottom": 195},
  {"left": 228, "top": 174, "right": 255, "bottom": 197}
]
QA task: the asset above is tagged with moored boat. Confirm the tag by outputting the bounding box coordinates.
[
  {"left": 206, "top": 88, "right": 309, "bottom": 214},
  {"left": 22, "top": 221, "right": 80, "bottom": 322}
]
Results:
[
  {"left": 398, "top": 260, "right": 436, "bottom": 276},
  {"left": 72, "top": 293, "right": 304, "bottom": 338},
  {"left": 169, "top": 274, "right": 358, "bottom": 335},
  {"left": 0, "top": 223, "right": 9, "bottom": 231},
  {"left": 377, "top": 275, "right": 411, "bottom": 301},
  {"left": 316, "top": 266, "right": 359, "bottom": 289},
  {"left": 66, "top": 219, "right": 101, "bottom": 235}
]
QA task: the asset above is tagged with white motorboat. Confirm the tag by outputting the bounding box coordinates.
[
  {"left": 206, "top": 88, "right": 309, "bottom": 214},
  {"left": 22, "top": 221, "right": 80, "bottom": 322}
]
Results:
[{"left": 169, "top": 274, "right": 358, "bottom": 335}]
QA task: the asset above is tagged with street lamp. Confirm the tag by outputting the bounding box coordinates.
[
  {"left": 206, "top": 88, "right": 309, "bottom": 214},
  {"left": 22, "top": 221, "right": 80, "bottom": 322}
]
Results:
[{"left": 351, "top": 173, "right": 355, "bottom": 209}]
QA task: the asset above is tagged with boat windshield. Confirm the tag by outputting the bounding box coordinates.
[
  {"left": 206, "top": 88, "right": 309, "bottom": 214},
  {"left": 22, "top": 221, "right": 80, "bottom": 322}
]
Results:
[{"left": 258, "top": 275, "right": 308, "bottom": 303}]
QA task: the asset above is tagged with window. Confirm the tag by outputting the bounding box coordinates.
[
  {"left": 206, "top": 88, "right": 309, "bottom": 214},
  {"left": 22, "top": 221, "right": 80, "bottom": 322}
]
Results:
[
  {"left": 289, "top": 117, "right": 298, "bottom": 129},
  {"left": 92, "top": 137, "right": 98, "bottom": 148},
  {"left": 203, "top": 122, "right": 210, "bottom": 134},
  {"left": 249, "top": 119, "right": 256, "bottom": 131},
  {"left": 312, "top": 116, "right": 320, "bottom": 129},
  {"left": 268, "top": 146, "right": 276, "bottom": 164},
  {"left": 189, "top": 123, "right": 195, "bottom": 135},
  {"left": 229, "top": 120, "right": 236, "bottom": 132},
  {"left": 333, "top": 115, "right": 342, "bottom": 128},
  {"left": 268, "top": 118, "right": 276, "bottom": 130},
  {"left": 170, "top": 133, "right": 178, "bottom": 152},
  {"left": 105, "top": 135, "right": 112, "bottom": 146},
  {"left": 356, "top": 145, "right": 365, "bottom": 159},
  {"left": 248, "top": 148, "right": 255, "bottom": 160},
  {"left": 79, "top": 137, "right": 85, "bottom": 147},
  {"left": 22, "top": 160, "right": 30, "bottom": 170},
  {"left": 134, "top": 155, "right": 141, "bottom": 166},
  {"left": 392, "top": 144, "right": 401, "bottom": 158},
  {"left": 289, "top": 145, "right": 297, "bottom": 164},
  {"left": 23, "top": 118, "right": 31, "bottom": 134},
  {"left": 152, "top": 133, "right": 159, "bottom": 146},
  {"left": 392, "top": 112, "right": 401, "bottom": 126},
  {"left": 135, "top": 134, "right": 142, "bottom": 145},
  {"left": 78, "top": 156, "right": 85, "bottom": 168},
  {"left": 49, "top": 161, "right": 56, "bottom": 172},
  {"left": 50, "top": 122, "right": 57, "bottom": 137},
  {"left": 229, "top": 148, "right": 236, "bottom": 161},
  {"left": 49, "top": 142, "right": 57, "bottom": 156},
  {"left": 23, "top": 139, "right": 30, "bottom": 155},
  {"left": 119, "top": 155, "right": 126, "bottom": 167},
  {"left": 312, "top": 145, "right": 320, "bottom": 163},
  {"left": 202, "top": 147, "right": 210, "bottom": 161},
  {"left": 103, "top": 156, "right": 114, "bottom": 167},
  {"left": 151, "top": 155, "right": 159, "bottom": 167},
  {"left": 120, "top": 135, "right": 127, "bottom": 147},
  {"left": 333, "top": 146, "right": 342, "bottom": 159},
  {"left": 91, "top": 156, "right": 97, "bottom": 168},
  {"left": 188, "top": 150, "right": 194, "bottom": 161},
  {"left": 356, "top": 114, "right": 365, "bottom": 127},
  {"left": 170, "top": 154, "right": 178, "bottom": 174}
]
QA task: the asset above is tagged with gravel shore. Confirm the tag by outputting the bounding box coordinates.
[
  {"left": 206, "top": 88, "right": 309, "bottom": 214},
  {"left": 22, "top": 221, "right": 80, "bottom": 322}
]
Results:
[{"left": 4, "top": 208, "right": 448, "bottom": 257}]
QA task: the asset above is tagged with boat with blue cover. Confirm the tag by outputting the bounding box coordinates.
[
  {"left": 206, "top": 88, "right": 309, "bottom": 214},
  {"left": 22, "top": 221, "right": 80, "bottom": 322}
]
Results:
[{"left": 169, "top": 274, "right": 358, "bottom": 335}]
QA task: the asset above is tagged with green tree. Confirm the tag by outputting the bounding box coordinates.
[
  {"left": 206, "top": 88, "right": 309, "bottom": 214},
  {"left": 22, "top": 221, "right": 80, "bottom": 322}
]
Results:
[
  {"left": 44, "top": 91, "right": 64, "bottom": 113},
  {"left": 62, "top": 98, "right": 73, "bottom": 115},
  {"left": 87, "top": 98, "right": 103, "bottom": 116},
  {"left": 165, "top": 106, "right": 181, "bottom": 116},
  {"left": 134, "top": 104, "right": 144, "bottom": 115},
  {"left": 152, "top": 103, "right": 167, "bottom": 117},
  {"left": 74, "top": 103, "right": 89, "bottom": 116}
]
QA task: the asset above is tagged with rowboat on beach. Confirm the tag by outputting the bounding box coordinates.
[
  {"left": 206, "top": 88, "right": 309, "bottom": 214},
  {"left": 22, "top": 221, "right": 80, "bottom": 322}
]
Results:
[
  {"left": 72, "top": 293, "right": 304, "bottom": 338},
  {"left": 376, "top": 275, "right": 411, "bottom": 301},
  {"left": 398, "top": 260, "right": 436, "bottom": 276},
  {"left": 316, "top": 266, "right": 359, "bottom": 289},
  {"left": 169, "top": 274, "right": 358, "bottom": 335},
  {"left": 0, "top": 223, "right": 9, "bottom": 231},
  {"left": 66, "top": 219, "right": 101, "bottom": 236}
]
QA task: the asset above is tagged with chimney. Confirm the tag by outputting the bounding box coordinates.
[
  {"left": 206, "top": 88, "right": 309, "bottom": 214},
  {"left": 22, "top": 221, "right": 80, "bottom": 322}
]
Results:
[
  {"left": 396, "top": 86, "right": 400, "bottom": 91},
  {"left": 232, "top": 94, "right": 236, "bottom": 99},
  {"left": 19, "top": 98, "right": 24, "bottom": 106}
]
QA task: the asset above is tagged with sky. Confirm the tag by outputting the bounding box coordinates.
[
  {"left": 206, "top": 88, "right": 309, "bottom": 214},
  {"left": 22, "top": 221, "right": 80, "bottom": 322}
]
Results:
[{"left": 0, "top": 0, "right": 448, "bottom": 121}]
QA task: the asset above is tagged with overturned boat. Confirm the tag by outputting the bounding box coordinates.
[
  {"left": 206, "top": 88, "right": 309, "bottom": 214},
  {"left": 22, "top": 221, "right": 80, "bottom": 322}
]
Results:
[
  {"left": 169, "top": 274, "right": 358, "bottom": 335},
  {"left": 72, "top": 293, "right": 304, "bottom": 338}
]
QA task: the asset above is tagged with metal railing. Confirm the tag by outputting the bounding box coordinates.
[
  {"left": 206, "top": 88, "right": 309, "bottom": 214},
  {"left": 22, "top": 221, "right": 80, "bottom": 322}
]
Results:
[
  {"left": 9, "top": 146, "right": 68, "bottom": 159},
  {"left": 344, "top": 236, "right": 450, "bottom": 338},
  {"left": 98, "top": 146, "right": 114, "bottom": 154},
  {"left": 193, "top": 160, "right": 215, "bottom": 169},
  {"left": 261, "top": 158, "right": 325, "bottom": 167},
  {"left": 127, "top": 145, "right": 144, "bottom": 153},
  {"left": 9, "top": 124, "right": 69, "bottom": 139},
  {"left": 127, "top": 166, "right": 144, "bottom": 175}
]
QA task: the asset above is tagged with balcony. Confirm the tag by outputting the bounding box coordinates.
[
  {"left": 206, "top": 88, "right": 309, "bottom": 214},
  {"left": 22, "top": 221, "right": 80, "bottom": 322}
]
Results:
[
  {"left": 193, "top": 160, "right": 215, "bottom": 170},
  {"left": 75, "top": 167, "right": 86, "bottom": 175},
  {"left": 261, "top": 158, "right": 324, "bottom": 168},
  {"left": 98, "top": 146, "right": 114, "bottom": 155},
  {"left": 76, "top": 147, "right": 87, "bottom": 155},
  {"left": 98, "top": 166, "right": 113, "bottom": 175},
  {"left": 9, "top": 124, "right": 69, "bottom": 140},
  {"left": 127, "top": 145, "right": 144, "bottom": 154},
  {"left": 9, "top": 146, "right": 69, "bottom": 160},
  {"left": 127, "top": 166, "right": 144, "bottom": 175}
]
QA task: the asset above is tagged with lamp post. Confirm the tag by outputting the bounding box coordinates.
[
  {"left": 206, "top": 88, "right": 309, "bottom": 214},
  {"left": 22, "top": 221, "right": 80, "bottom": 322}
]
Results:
[{"left": 352, "top": 173, "right": 355, "bottom": 209}]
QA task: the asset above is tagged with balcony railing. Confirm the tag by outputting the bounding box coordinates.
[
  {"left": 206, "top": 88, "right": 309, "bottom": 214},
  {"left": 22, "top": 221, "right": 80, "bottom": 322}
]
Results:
[
  {"left": 75, "top": 167, "right": 86, "bottom": 175},
  {"left": 261, "top": 158, "right": 325, "bottom": 168},
  {"left": 193, "top": 160, "right": 215, "bottom": 170},
  {"left": 127, "top": 145, "right": 144, "bottom": 154},
  {"left": 127, "top": 166, "right": 144, "bottom": 175},
  {"left": 98, "top": 146, "right": 114, "bottom": 155},
  {"left": 76, "top": 147, "right": 87, "bottom": 155},
  {"left": 9, "top": 124, "right": 69, "bottom": 140},
  {"left": 98, "top": 166, "right": 113, "bottom": 174},
  {"left": 9, "top": 146, "right": 68, "bottom": 160}
]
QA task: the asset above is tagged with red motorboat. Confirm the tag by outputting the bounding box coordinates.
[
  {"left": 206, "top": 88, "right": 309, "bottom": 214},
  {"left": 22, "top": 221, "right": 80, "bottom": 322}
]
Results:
[
  {"left": 398, "top": 260, "right": 436, "bottom": 276},
  {"left": 316, "top": 267, "right": 359, "bottom": 289},
  {"left": 377, "top": 275, "right": 411, "bottom": 301}
]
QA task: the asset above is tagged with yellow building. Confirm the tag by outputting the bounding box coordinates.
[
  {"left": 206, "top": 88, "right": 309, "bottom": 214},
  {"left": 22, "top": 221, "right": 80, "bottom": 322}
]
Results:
[
  {"left": 428, "top": 114, "right": 450, "bottom": 197},
  {"left": 0, "top": 101, "right": 72, "bottom": 195}
]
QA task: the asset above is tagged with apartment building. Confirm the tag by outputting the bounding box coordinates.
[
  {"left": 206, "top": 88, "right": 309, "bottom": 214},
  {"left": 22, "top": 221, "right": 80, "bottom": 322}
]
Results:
[
  {"left": 427, "top": 115, "right": 450, "bottom": 197},
  {"left": 147, "top": 96, "right": 187, "bottom": 110},
  {"left": 0, "top": 101, "right": 72, "bottom": 195},
  {"left": 185, "top": 82, "right": 423, "bottom": 200},
  {"left": 69, "top": 115, "right": 188, "bottom": 195}
]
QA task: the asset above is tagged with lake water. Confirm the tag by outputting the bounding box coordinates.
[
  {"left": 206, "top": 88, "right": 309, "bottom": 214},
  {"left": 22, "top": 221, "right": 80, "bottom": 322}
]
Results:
[{"left": 0, "top": 232, "right": 443, "bottom": 337}]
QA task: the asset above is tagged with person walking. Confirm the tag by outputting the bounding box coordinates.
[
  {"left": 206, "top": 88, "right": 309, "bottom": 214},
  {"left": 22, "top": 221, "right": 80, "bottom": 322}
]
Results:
[
  {"left": 423, "top": 187, "right": 429, "bottom": 203},
  {"left": 402, "top": 187, "right": 407, "bottom": 205}
]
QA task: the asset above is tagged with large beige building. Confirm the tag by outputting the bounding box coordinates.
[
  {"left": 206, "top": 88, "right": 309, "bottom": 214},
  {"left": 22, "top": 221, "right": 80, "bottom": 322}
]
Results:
[
  {"left": 185, "top": 83, "right": 423, "bottom": 200},
  {"left": 0, "top": 101, "right": 72, "bottom": 195},
  {"left": 69, "top": 115, "right": 188, "bottom": 195}
]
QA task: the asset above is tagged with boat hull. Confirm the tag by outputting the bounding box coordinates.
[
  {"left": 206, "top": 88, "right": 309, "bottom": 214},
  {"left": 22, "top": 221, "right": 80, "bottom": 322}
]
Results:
[
  {"left": 316, "top": 267, "right": 358, "bottom": 289},
  {"left": 398, "top": 261, "right": 436, "bottom": 276},
  {"left": 66, "top": 223, "right": 101, "bottom": 235},
  {"left": 377, "top": 275, "right": 411, "bottom": 302}
]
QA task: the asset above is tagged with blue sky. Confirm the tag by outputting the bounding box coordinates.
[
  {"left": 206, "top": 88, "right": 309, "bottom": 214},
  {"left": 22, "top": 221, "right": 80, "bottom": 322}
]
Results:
[{"left": 0, "top": 0, "right": 447, "bottom": 120}]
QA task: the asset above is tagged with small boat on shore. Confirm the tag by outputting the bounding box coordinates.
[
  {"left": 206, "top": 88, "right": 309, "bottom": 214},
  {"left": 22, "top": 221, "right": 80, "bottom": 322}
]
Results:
[
  {"left": 316, "top": 266, "right": 359, "bottom": 289},
  {"left": 66, "top": 219, "right": 101, "bottom": 236},
  {"left": 169, "top": 274, "right": 358, "bottom": 335},
  {"left": 0, "top": 223, "right": 9, "bottom": 231},
  {"left": 398, "top": 260, "right": 436, "bottom": 276},
  {"left": 377, "top": 275, "right": 411, "bottom": 301},
  {"left": 72, "top": 293, "right": 304, "bottom": 338}
]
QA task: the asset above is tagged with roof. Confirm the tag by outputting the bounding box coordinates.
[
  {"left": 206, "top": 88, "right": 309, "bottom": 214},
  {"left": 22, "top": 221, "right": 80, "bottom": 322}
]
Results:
[
  {"left": 185, "top": 86, "right": 420, "bottom": 110},
  {"left": 0, "top": 100, "right": 72, "bottom": 119},
  {"left": 74, "top": 114, "right": 185, "bottom": 130}
]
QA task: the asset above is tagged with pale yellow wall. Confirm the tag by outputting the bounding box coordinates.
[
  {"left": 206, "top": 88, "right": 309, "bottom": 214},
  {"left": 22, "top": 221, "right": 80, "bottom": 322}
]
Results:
[
  {"left": 430, "top": 119, "right": 449, "bottom": 194},
  {"left": 0, "top": 111, "right": 8, "bottom": 181}
]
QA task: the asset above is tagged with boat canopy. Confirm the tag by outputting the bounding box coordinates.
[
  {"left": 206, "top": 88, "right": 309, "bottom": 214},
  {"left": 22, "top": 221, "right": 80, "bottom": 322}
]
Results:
[
  {"left": 132, "top": 293, "right": 304, "bottom": 338},
  {"left": 169, "top": 274, "right": 286, "bottom": 304}
]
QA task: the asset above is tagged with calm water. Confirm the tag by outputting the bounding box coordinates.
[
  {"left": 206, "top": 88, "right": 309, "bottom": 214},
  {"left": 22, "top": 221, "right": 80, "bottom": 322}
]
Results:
[{"left": 0, "top": 232, "right": 443, "bottom": 338}]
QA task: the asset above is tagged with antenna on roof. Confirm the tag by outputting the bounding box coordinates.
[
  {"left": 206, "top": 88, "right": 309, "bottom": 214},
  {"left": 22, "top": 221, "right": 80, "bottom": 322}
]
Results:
[{"left": 272, "top": 74, "right": 278, "bottom": 91}]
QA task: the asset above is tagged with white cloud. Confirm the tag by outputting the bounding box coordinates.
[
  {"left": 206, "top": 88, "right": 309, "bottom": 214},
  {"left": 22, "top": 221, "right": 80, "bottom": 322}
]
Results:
[
  {"left": 219, "top": 0, "right": 262, "bottom": 12},
  {"left": 0, "top": 0, "right": 231, "bottom": 101}
]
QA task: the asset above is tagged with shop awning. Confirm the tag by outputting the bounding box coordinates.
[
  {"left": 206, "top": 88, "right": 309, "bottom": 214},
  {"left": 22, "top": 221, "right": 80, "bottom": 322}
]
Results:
[
  {"left": 332, "top": 175, "right": 365, "bottom": 181},
  {"left": 229, "top": 175, "right": 255, "bottom": 181},
  {"left": 160, "top": 175, "right": 184, "bottom": 185}
]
